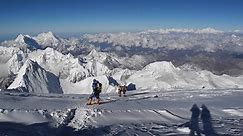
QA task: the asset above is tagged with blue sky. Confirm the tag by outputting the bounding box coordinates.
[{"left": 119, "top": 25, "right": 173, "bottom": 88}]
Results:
[{"left": 0, "top": 0, "right": 243, "bottom": 40}]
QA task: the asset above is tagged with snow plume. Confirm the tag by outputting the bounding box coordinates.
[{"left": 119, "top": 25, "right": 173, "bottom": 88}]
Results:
[{"left": 8, "top": 59, "right": 63, "bottom": 94}]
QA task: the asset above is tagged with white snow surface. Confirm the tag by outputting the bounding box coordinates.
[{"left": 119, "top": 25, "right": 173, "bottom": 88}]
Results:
[{"left": 0, "top": 88, "right": 242, "bottom": 135}]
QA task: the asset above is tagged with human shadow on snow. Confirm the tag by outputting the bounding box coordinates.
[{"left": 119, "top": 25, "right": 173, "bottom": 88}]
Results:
[
  {"left": 189, "top": 104, "right": 218, "bottom": 136},
  {"left": 200, "top": 104, "right": 217, "bottom": 136}
]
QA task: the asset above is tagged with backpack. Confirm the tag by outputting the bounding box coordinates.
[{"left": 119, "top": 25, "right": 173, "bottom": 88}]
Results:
[{"left": 96, "top": 82, "right": 102, "bottom": 93}]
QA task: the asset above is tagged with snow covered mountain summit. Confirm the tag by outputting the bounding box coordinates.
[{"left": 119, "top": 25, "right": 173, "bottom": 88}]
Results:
[
  {"left": 2, "top": 34, "right": 41, "bottom": 50},
  {"left": 34, "top": 31, "right": 60, "bottom": 46},
  {"left": 8, "top": 59, "right": 63, "bottom": 93}
]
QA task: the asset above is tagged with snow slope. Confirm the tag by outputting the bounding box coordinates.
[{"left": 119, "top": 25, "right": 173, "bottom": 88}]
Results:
[
  {"left": 127, "top": 61, "right": 243, "bottom": 90},
  {"left": 0, "top": 88, "right": 243, "bottom": 135}
]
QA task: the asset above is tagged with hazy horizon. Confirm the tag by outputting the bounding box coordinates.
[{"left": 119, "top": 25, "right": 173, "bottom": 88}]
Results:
[{"left": 0, "top": 0, "right": 243, "bottom": 39}]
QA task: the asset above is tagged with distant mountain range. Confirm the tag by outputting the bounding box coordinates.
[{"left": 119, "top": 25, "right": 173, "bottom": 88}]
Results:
[{"left": 1, "top": 28, "right": 243, "bottom": 93}]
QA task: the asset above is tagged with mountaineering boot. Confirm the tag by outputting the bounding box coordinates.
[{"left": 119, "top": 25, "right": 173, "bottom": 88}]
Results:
[
  {"left": 87, "top": 98, "right": 92, "bottom": 105},
  {"left": 97, "top": 98, "right": 101, "bottom": 105}
]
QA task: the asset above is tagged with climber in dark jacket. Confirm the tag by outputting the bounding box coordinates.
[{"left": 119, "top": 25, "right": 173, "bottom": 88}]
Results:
[{"left": 87, "top": 79, "right": 102, "bottom": 105}]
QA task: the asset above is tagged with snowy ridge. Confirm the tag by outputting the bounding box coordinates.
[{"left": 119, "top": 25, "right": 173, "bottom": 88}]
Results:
[
  {"left": 3, "top": 48, "right": 112, "bottom": 94},
  {"left": 1, "top": 31, "right": 68, "bottom": 51},
  {"left": 84, "top": 49, "right": 121, "bottom": 69},
  {"left": 127, "top": 61, "right": 243, "bottom": 90},
  {"left": 2, "top": 36, "right": 243, "bottom": 94},
  {"left": 85, "top": 49, "right": 107, "bottom": 61},
  {"left": 8, "top": 59, "right": 62, "bottom": 93},
  {"left": 15, "top": 34, "right": 28, "bottom": 43},
  {"left": 0, "top": 46, "right": 25, "bottom": 77},
  {"left": 29, "top": 48, "right": 110, "bottom": 82},
  {"left": 2, "top": 46, "right": 243, "bottom": 94},
  {"left": 1, "top": 34, "right": 41, "bottom": 50},
  {"left": 7, "top": 50, "right": 26, "bottom": 74},
  {"left": 0, "top": 46, "right": 20, "bottom": 63}
]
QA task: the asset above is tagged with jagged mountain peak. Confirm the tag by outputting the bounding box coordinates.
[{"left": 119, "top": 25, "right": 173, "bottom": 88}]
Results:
[
  {"left": 35, "top": 31, "right": 60, "bottom": 46},
  {"left": 89, "top": 48, "right": 99, "bottom": 55},
  {"left": 24, "top": 59, "right": 37, "bottom": 69},
  {"left": 15, "top": 34, "right": 32, "bottom": 43},
  {"left": 86, "top": 49, "right": 108, "bottom": 61},
  {"left": 85, "top": 49, "right": 121, "bottom": 69},
  {"left": 8, "top": 59, "right": 63, "bottom": 93},
  {"left": 15, "top": 34, "right": 25, "bottom": 42},
  {"left": 12, "top": 34, "right": 41, "bottom": 50}
]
